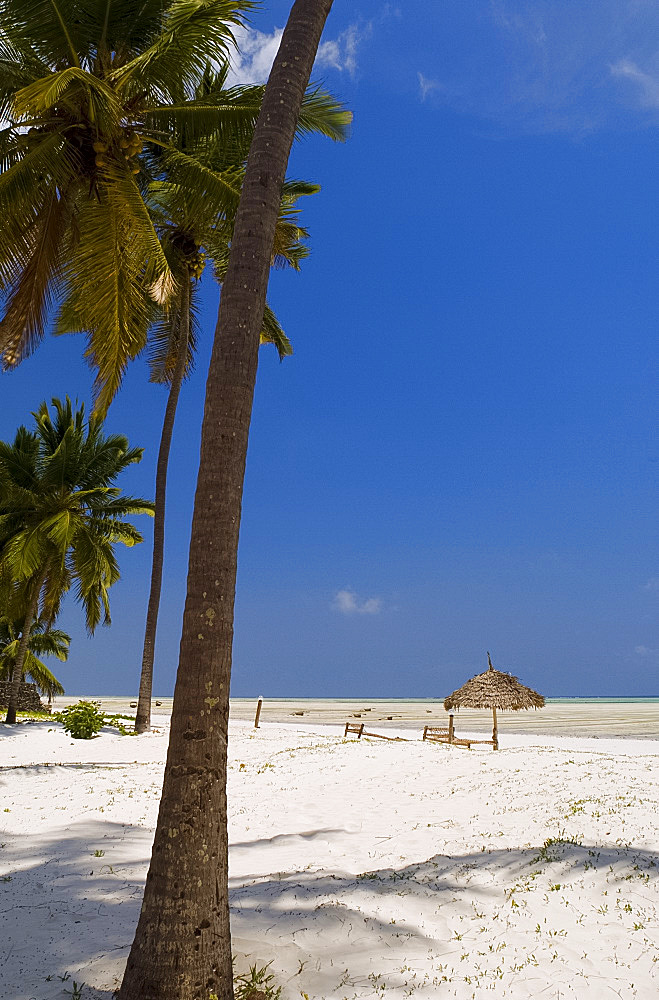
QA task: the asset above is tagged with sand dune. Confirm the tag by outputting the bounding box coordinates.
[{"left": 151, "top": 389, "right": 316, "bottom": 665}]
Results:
[{"left": 1, "top": 718, "right": 658, "bottom": 998}]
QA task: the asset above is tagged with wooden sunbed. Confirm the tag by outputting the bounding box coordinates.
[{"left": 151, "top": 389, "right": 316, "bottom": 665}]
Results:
[
  {"left": 422, "top": 720, "right": 496, "bottom": 750},
  {"left": 343, "top": 723, "right": 408, "bottom": 742}
]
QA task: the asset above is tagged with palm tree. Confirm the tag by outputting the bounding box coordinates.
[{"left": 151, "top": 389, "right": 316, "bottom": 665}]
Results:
[
  {"left": 0, "top": 1, "right": 349, "bottom": 413},
  {"left": 135, "top": 157, "right": 320, "bottom": 732},
  {"left": 0, "top": 397, "right": 153, "bottom": 723},
  {"left": 0, "top": 614, "right": 69, "bottom": 701},
  {"left": 119, "top": 1, "right": 336, "bottom": 996},
  {"left": 132, "top": 65, "right": 348, "bottom": 733}
]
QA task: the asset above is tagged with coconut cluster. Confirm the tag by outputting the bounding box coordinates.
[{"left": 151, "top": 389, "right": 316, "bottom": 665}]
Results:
[{"left": 93, "top": 131, "right": 143, "bottom": 175}]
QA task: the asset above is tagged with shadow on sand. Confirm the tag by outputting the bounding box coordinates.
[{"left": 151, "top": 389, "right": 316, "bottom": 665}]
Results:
[{"left": 2, "top": 804, "right": 658, "bottom": 999}]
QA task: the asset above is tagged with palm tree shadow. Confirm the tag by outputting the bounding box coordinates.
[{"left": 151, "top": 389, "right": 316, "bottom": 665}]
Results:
[
  {"left": 3, "top": 816, "right": 658, "bottom": 998},
  {"left": 228, "top": 837, "right": 659, "bottom": 993}
]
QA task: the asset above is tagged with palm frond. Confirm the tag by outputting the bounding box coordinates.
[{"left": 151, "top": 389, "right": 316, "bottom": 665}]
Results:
[
  {"left": 110, "top": 1, "right": 253, "bottom": 96},
  {"left": 0, "top": 190, "right": 70, "bottom": 368},
  {"left": 155, "top": 144, "right": 242, "bottom": 223},
  {"left": 260, "top": 303, "right": 292, "bottom": 360},
  {"left": 296, "top": 85, "right": 352, "bottom": 142},
  {"left": 0, "top": 0, "right": 83, "bottom": 67},
  {"left": 54, "top": 195, "right": 154, "bottom": 415},
  {"left": 71, "top": 525, "right": 120, "bottom": 630},
  {"left": 148, "top": 275, "right": 200, "bottom": 384},
  {"left": 12, "top": 67, "right": 121, "bottom": 126}
]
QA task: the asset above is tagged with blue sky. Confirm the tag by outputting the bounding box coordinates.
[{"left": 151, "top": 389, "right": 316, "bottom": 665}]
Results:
[{"left": 2, "top": 0, "right": 657, "bottom": 697}]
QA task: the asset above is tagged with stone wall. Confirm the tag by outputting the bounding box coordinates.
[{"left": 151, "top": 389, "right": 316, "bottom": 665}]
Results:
[{"left": 0, "top": 681, "right": 46, "bottom": 712}]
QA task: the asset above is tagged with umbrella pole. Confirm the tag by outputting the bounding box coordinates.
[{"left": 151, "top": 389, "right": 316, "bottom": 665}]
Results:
[{"left": 492, "top": 707, "right": 499, "bottom": 751}]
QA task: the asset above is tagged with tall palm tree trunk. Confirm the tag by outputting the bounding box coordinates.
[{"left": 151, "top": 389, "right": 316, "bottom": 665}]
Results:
[
  {"left": 135, "top": 277, "right": 192, "bottom": 734},
  {"left": 5, "top": 571, "right": 45, "bottom": 723},
  {"left": 118, "top": 3, "right": 335, "bottom": 998}
]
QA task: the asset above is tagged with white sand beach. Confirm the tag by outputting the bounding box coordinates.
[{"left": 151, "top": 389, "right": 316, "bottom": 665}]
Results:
[{"left": 1, "top": 717, "right": 658, "bottom": 999}]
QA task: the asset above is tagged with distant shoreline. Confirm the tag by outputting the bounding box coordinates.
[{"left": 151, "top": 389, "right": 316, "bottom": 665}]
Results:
[{"left": 49, "top": 694, "right": 659, "bottom": 739}]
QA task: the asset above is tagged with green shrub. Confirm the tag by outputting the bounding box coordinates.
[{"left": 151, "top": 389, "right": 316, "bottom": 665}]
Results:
[{"left": 56, "top": 700, "right": 106, "bottom": 739}]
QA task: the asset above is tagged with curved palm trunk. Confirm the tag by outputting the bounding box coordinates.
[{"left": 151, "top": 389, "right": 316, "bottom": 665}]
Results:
[
  {"left": 119, "top": 3, "right": 335, "bottom": 998},
  {"left": 135, "top": 278, "right": 191, "bottom": 734},
  {"left": 5, "top": 572, "right": 45, "bottom": 724}
]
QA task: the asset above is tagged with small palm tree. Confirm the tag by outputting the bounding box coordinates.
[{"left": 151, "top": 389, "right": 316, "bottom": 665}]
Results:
[
  {"left": 0, "top": 615, "right": 69, "bottom": 701},
  {"left": 0, "top": 397, "right": 153, "bottom": 723}
]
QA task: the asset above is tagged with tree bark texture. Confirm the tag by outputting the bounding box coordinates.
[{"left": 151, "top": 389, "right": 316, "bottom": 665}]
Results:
[
  {"left": 119, "top": 3, "right": 335, "bottom": 998},
  {"left": 4, "top": 572, "right": 44, "bottom": 724},
  {"left": 135, "top": 277, "right": 192, "bottom": 734}
]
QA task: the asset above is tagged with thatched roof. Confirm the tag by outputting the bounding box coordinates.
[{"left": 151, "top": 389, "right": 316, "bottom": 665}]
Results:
[{"left": 444, "top": 653, "right": 545, "bottom": 712}]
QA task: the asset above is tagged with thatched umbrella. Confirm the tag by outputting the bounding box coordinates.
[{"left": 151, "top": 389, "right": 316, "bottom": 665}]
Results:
[{"left": 443, "top": 652, "right": 544, "bottom": 750}]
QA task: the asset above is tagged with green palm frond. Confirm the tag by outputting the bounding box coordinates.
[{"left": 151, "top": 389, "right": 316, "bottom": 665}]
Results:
[
  {"left": 0, "top": 189, "right": 70, "bottom": 368},
  {"left": 1, "top": 0, "right": 83, "bottom": 67},
  {"left": 54, "top": 197, "right": 154, "bottom": 415},
  {"left": 1, "top": 523, "right": 51, "bottom": 580},
  {"left": 71, "top": 525, "right": 120, "bottom": 630},
  {"left": 0, "top": 426, "right": 39, "bottom": 487},
  {"left": 110, "top": 0, "right": 253, "bottom": 95},
  {"left": 85, "top": 495, "right": 154, "bottom": 518},
  {"left": 155, "top": 144, "right": 243, "bottom": 221},
  {"left": 25, "top": 621, "right": 70, "bottom": 659},
  {"left": 296, "top": 85, "right": 352, "bottom": 142},
  {"left": 260, "top": 303, "right": 292, "bottom": 360},
  {"left": 143, "top": 101, "right": 257, "bottom": 156},
  {"left": 18, "top": 652, "right": 66, "bottom": 695},
  {"left": 87, "top": 518, "right": 146, "bottom": 545},
  {"left": 0, "top": 610, "right": 69, "bottom": 694},
  {"left": 148, "top": 276, "right": 200, "bottom": 384},
  {"left": 12, "top": 66, "right": 121, "bottom": 124}
]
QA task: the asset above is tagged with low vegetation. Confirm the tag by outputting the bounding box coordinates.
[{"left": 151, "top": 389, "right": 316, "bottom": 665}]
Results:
[{"left": 55, "top": 700, "right": 137, "bottom": 739}]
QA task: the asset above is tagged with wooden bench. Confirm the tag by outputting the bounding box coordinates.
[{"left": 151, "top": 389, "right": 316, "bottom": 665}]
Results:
[
  {"left": 343, "top": 723, "right": 408, "bottom": 742},
  {"left": 422, "top": 719, "right": 496, "bottom": 750}
]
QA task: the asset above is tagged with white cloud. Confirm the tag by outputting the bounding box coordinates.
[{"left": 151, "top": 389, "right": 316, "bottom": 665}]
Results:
[
  {"left": 418, "top": 72, "right": 439, "bottom": 101},
  {"left": 226, "top": 26, "right": 284, "bottom": 86},
  {"left": 634, "top": 645, "right": 658, "bottom": 657},
  {"left": 332, "top": 589, "right": 382, "bottom": 615},
  {"left": 644, "top": 577, "right": 659, "bottom": 591},
  {"left": 226, "top": 21, "right": 370, "bottom": 87},
  {"left": 418, "top": 1, "right": 659, "bottom": 133},
  {"left": 611, "top": 59, "right": 659, "bottom": 108},
  {"left": 317, "top": 23, "right": 371, "bottom": 78}
]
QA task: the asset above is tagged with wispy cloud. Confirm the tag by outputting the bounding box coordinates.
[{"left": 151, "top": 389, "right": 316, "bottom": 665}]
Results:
[
  {"left": 612, "top": 59, "right": 659, "bottom": 108},
  {"left": 317, "top": 22, "right": 371, "bottom": 78},
  {"left": 332, "top": 589, "right": 382, "bottom": 615},
  {"left": 418, "top": 72, "right": 439, "bottom": 102},
  {"left": 643, "top": 577, "right": 659, "bottom": 591},
  {"left": 634, "top": 645, "right": 658, "bottom": 657},
  {"left": 418, "top": 1, "right": 659, "bottom": 132},
  {"left": 227, "top": 21, "right": 370, "bottom": 87}
]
